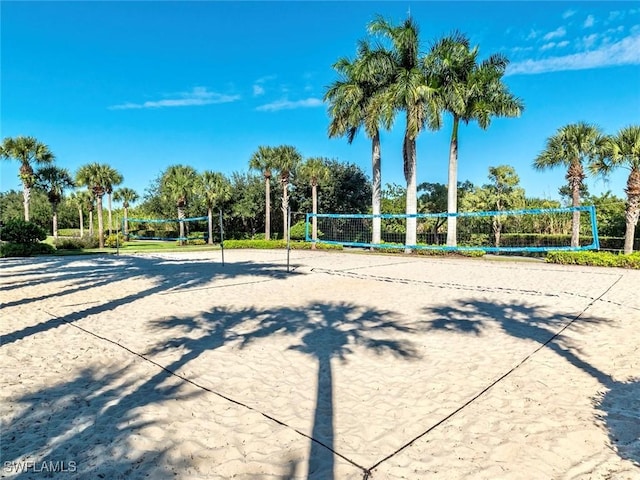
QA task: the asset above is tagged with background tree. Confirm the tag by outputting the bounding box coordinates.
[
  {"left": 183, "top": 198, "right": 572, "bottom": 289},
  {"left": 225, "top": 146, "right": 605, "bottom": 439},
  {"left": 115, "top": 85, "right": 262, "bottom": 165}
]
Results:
[
  {"left": 325, "top": 40, "right": 394, "bottom": 245},
  {"left": 68, "top": 191, "right": 86, "bottom": 237},
  {"left": 272, "top": 145, "right": 302, "bottom": 239},
  {"left": 36, "top": 166, "right": 74, "bottom": 238},
  {"left": 104, "top": 166, "right": 123, "bottom": 234},
  {"left": 198, "top": 171, "right": 231, "bottom": 244},
  {"left": 76, "top": 162, "right": 114, "bottom": 248},
  {"left": 298, "top": 157, "right": 330, "bottom": 244},
  {"left": 369, "top": 15, "right": 440, "bottom": 250},
  {"left": 427, "top": 33, "right": 524, "bottom": 247},
  {"left": 161, "top": 165, "right": 198, "bottom": 245},
  {"left": 534, "top": 122, "right": 605, "bottom": 247},
  {"left": 228, "top": 172, "right": 265, "bottom": 239},
  {"left": 592, "top": 125, "right": 640, "bottom": 254},
  {"left": 249, "top": 146, "right": 276, "bottom": 240},
  {"left": 0, "top": 136, "right": 55, "bottom": 221},
  {"left": 113, "top": 187, "right": 139, "bottom": 240}
]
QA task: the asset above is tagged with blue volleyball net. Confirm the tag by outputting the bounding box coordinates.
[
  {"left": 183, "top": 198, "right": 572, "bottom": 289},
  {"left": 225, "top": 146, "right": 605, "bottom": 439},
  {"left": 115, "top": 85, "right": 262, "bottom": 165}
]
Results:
[{"left": 306, "top": 206, "right": 600, "bottom": 252}]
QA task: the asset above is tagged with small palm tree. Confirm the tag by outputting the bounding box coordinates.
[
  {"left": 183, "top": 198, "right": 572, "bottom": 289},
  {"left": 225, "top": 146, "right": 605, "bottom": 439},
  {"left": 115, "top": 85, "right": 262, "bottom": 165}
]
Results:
[
  {"left": 299, "top": 157, "right": 330, "bottom": 246},
  {"left": 592, "top": 125, "right": 640, "bottom": 254},
  {"left": 67, "top": 191, "right": 85, "bottom": 237},
  {"left": 534, "top": 122, "right": 606, "bottom": 247},
  {"left": 0, "top": 136, "right": 55, "bottom": 221},
  {"left": 272, "top": 145, "right": 302, "bottom": 239},
  {"left": 113, "top": 187, "right": 139, "bottom": 240},
  {"left": 36, "top": 166, "right": 74, "bottom": 239},
  {"left": 76, "top": 163, "right": 114, "bottom": 248},
  {"left": 198, "top": 171, "right": 231, "bottom": 244},
  {"left": 162, "top": 165, "right": 198, "bottom": 245},
  {"left": 369, "top": 15, "right": 441, "bottom": 250},
  {"left": 104, "top": 166, "right": 123, "bottom": 235},
  {"left": 325, "top": 40, "right": 394, "bottom": 245},
  {"left": 427, "top": 32, "right": 524, "bottom": 246},
  {"left": 249, "top": 146, "right": 276, "bottom": 240}
]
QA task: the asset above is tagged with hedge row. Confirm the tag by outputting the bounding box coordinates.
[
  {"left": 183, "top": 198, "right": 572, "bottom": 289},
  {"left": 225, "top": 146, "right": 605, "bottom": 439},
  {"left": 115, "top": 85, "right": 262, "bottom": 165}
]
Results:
[
  {"left": 223, "top": 239, "right": 342, "bottom": 250},
  {"left": 545, "top": 251, "right": 640, "bottom": 269}
]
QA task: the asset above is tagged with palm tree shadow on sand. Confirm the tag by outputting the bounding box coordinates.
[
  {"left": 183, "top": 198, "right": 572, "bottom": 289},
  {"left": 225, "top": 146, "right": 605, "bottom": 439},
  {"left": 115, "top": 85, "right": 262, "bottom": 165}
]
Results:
[
  {"left": 149, "top": 301, "right": 421, "bottom": 479},
  {"left": 422, "top": 299, "right": 640, "bottom": 469}
]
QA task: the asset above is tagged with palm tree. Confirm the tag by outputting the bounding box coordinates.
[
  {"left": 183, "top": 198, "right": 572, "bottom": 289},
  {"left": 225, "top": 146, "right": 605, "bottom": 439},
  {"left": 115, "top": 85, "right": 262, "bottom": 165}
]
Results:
[
  {"left": 68, "top": 191, "right": 88, "bottom": 237},
  {"left": 36, "top": 166, "right": 74, "bottom": 239},
  {"left": 534, "top": 122, "right": 606, "bottom": 247},
  {"left": 249, "top": 146, "right": 276, "bottom": 240},
  {"left": 369, "top": 15, "right": 441, "bottom": 251},
  {"left": 427, "top": 33, "right": 524, "bottom": 246},
  {"left": 592, "top": 125, "right": 640, "bottom": 254},
  {"left": 0, "top": 136, "right": 55, "bottom": 221},
  {"left": 162, "top": 165, "right": 197, "bottom": 245},
  {"left": 272, "top": 145, "right": 302, "bottom": 240},
  {"left": 198, "top": 171, "right": 231, "bottom": 245},
  {"left": 83, "top": 191, "right": 96, "bottom": 236},
  {"left": 76, "top": 163, "right": 114, "bottom": 248},
  {"left": 324, "top": 40, "right": 395, "bottom": 245},
  {"left": 299, "top": 157, "right": 330, "bottom": 246},
  {"left": 104, "top": 166, "right": 123, "bottom": 235},
  {"left": 113, "top": 187, "right": 139, "bottom": 240}
]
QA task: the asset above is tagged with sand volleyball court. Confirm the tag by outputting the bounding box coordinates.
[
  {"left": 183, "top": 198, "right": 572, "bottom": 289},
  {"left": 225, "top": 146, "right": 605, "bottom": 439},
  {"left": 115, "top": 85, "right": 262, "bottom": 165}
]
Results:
[{"left": 1, "top": 250, "right": 639, "bottom": 479}]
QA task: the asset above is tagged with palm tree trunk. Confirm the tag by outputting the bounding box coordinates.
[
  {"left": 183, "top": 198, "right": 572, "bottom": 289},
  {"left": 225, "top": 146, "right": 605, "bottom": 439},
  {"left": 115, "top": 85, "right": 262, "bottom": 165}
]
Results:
[
  {"left": 371, "top": 131, "right": 382, "bottom": 246},
  {"left": 52, "top": 206, "right": 58, "bottom": 239},
  {"left": 265, "top": 176, "right": 271, "bottom": 241},
  {"left": 571, "top": 183, "right": 581, "bottom": 248},
  {"left": 208, "top": 207, "right": 214, "bottom": 245},
  {"left": 78, "top": 207, "right": 84, "bottom": 237},
  {"left": 282, "top": 179, "right": 289, "bottom": 240},
  {"left": 108, "top": 193, "right": 113, "bottom": 235},
  {"left": 89, "top": 210, "right": 94, "bottom": 236},
  {"left": 446, "top": 117, "right": 460, "bottom": 247},
  {"left": 22, "top": 184, "right": 31, "bottom": 222},
  {"left": 123, "top": 206, "right": 129, "bottom": 240},
  {"left": 96, "top": 195, "right": 105, "bottom": 248},
  {"left": 404, "top": 134, "right": 417, "bottom": 253},
  {"left": 178, "top": 206, "right": 185, "bottom": 246},
  {"left": 312, "top": 183, "right": 318, "bottom": 250}
]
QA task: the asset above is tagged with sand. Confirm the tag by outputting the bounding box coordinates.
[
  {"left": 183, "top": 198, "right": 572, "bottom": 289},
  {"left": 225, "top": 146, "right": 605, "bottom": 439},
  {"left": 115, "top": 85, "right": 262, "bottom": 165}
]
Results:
[{"left": 1, "top": 249, "right": 638, "bottom": 479}]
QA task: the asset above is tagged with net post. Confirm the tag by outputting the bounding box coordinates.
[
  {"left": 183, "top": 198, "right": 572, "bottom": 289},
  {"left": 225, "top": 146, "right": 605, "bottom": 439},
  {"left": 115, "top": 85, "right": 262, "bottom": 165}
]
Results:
[
  {"left": 287, "top": 207, "right": 291, "bottom": 273},
  {"left": 589, "top": 205, "right": 600, "bottom": 250},
  {"left": 305, "top": 213, "right": 311, "bottom": 242},
  {"left": 219, "top": 209, "right": 225, "bottom": 267}
]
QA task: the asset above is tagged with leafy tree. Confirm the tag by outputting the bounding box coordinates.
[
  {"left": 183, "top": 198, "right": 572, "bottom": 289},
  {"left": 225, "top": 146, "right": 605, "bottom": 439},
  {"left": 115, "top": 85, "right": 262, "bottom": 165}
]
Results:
[
  {"left": 249, "top": 146, "right": 276, "bottom": 240},
  {"left": 592, "top": 125, "right": 640, "bottom": 253},
  {"left": 271, "top": 145, "right": 302, "bottom": 239},
  {"left": 103, "top": 166, "right": 123, "bottom": 234},
  {"left": 585, "top": 192, "right": 626, "bottom": 238},
  {"left": 298, "top": 157, "right": 330, "bottom": 243},
  {"left": 36, "top": 166, "right": 74, "bottom": 238},
  {"left": 0, "top": 136, "right": 55, "bottom": 221},
  {"left": 198, "top": 171, "right": 231, "bottom": 244},
  {"left": 76, "top": 163, "right": 115, "bottom": 248},
  {"left": 427, "top": 32, "right": 524, "bottom": 246},
  {"left": 161, "top": 165, "right": 198, "bottom": 245},
  {"left": 534, "top": 122, "right": 606, "bottom": 247},
  {"left": 228, "top": 172, "right": 265, "bottom": 238},
  {"left": 369, "top": 15, "right": 440, "bottom": 250},
  {"left": 325, "top": 40, "right": 394, "bottom": 244},
  {"left": 113, "top": 187, "right": 139, "bottom": 239}
]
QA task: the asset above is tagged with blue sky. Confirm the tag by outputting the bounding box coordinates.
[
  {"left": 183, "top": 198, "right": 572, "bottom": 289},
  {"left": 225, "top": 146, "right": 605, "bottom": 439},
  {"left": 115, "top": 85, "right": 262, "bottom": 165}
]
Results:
[{"left": 2, "top": 1, "right": 639, "bottom": 206}]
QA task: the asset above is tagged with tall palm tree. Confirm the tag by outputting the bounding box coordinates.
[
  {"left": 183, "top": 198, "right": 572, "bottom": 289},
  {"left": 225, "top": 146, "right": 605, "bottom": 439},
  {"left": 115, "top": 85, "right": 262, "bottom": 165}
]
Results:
[
  {"left": 76, "top": 163, "right": 113, "bottom": 248},
  {"left": 534, "top": 122, "right": 605, "bottom": 247},
  {"left": 36, "top": 166, "right": 74, "bottom": 239},
  {"left": 427, "top": 33, "right": 524, "bottom": 246},
  {"left": 68, "top": 191, "right": 87, "bottom": 237},
  {"left": 113, "top": 187, "right": 139, "bottom": 240},
  {"left": 272, "top": 145, "right": 302, "bottom": 240},
  {"left": 162, "top": 165, "right": 197, "bottom": 245},
  {"left": 0, "top": 136, "right": 55, "bottom": 221},
  {"left": 369, "top": 15, "right": 441, "bottom": 251},
  {"left": 198, "top": 171, "right": 231, "bottom": 245},
  {"left": 299, "top": 157, "right": 330, "bottom": 246},
  {"left": 324, "top": 40, "right": 395, "bottom": 245},
  {"left": 104, "top": 166, "right": 123, "bottom": 235},
  {"left": 249, "top": 146, "right": 276, "bottom": 240},
  {"left": 592, "top": 125, "right": 640, "bottom": 254}
]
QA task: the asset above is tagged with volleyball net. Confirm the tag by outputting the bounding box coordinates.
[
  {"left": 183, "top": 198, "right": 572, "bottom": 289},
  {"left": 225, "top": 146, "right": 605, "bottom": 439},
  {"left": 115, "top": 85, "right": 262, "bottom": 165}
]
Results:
[
  {"left": 306, "top": 206, "right": 600, "bottom": 252},
  {"left": 125, "top": 216, "right": 209, "bottom": 242}
]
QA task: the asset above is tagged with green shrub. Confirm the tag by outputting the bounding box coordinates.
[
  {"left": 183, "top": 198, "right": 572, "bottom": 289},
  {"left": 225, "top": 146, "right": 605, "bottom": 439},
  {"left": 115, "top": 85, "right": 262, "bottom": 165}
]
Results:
[
  {"left": 54, "top": 234, "right": 99, "bottom": 250},
  {"left": 545, "top": 251, "right": 640, "bottom": 269},
  {"left": 104, "top": 232, "right": 125, "bottom": 248},
  {"left": 1, "top": 242, "right": 55, "bottom": 257},
  {"left": 186, "top": 238, "right": 207, "bottom": 246},
  {"left": 0, "top": 219, "right": 46, "bottom": 243},
  {"left": 222, "top": 239, "right": 342, "bottom": 250}
]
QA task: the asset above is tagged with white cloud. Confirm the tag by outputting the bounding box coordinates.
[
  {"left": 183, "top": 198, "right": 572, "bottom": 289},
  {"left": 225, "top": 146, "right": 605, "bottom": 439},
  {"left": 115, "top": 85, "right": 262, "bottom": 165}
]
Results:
[
  {"left": 562, "top": 9, "right": 576, "bottom": 19},
  {"left": 540, "top": 42, "right": 556, "bottom": 51},
  {"left": 506, "top": 34, "right": 640, "bottom": 75},
  {"left": 253, "top": 85, "right": 265, "bottom": 96},
  {"left": 556, "top": 40, "right": 570, "bottom": 48},
  {"left": 252, "top": 75, "right": 276, "bottom": 96},
  {"left": 543, "top": 27, "right": 567, "bottom": 41},
  {"left": 109, "top": 87, "right": 239, "bottom": 110},
  {"left": 584, "top": 15, "right": 595, "bottom": 28},
  {"left": 256, "top": 98, "right": 323, "bottom": 112}
]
